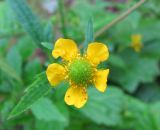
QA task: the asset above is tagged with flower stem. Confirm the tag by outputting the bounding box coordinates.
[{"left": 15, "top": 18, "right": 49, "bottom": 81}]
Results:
[
  {"left": 58, "top": 0, "right": 67, "bottom": 38},
  {"left": 95, "top": 0, "right": 146, "bottom": 38}
]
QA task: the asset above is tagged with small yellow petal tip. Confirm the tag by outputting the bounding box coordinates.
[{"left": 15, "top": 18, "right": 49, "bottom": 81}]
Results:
[{"left": 131, "top": 34, "right": 143, "bottom": 52}]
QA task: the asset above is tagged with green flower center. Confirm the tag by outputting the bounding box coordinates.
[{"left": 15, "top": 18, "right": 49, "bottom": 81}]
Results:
[{"left": 68, "top": 58, "right": 93, "bottom": 86}]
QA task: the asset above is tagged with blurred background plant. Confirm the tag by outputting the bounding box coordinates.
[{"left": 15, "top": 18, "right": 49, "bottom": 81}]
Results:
[{"left": 0, "top": 0, "right": 160, "bottom": 130}]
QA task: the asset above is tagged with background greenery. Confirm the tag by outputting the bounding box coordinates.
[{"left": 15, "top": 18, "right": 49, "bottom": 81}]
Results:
[{"left": 0, "top": 0, "right": 160, "bottom": 130}]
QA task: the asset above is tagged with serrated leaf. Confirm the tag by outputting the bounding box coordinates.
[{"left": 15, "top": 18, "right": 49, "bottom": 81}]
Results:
[
  {"left": 43, "top": 22, "right": 54, "bottom": 43},
  {"left": 122, "top": 96, "right": 157, "bottom": 130},
  {"left": 8, "top": 72, "right": 51, "bottom": 118},
  {"left": 80, "top": 86, "right": 125, "bottom": 126},
  {"left": 142, "top": 41, "right": 160, "bottom": 59},
  {"left": 112, "top": 50, "right": 160, "bottom": 93},
  {"left": 6, "top": 0, "right": 52, "bottom": 46},
  {"left": 31, "top": 98, "right": 66, "bottom": 122},
  {"left": 140, "top": 20, "right": 160, "bottom": 42},
  {"left": 84, "top": 18, "right": 94, "bottom": 49}
]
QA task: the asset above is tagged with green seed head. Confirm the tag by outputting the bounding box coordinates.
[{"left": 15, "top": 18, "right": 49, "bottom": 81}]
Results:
[{"left": 68, "top": 58, "right": 93, "bottom": 86}]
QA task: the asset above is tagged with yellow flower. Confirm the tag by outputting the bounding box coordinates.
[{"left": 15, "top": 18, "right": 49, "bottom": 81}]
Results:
[
  {"left": 46, "top": 38, "right": 109, "bottom": 108},
  {"left": 130, "top": 34, "right": 143, "bottom": 52}
]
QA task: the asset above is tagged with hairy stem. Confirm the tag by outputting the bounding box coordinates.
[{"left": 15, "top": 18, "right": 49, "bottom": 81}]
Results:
[
  {"left": 95, "top": 0, "right": 146, "bottom": 38},
  {"left": 58, "top": 0, "right": 67, "bottom": 38}
]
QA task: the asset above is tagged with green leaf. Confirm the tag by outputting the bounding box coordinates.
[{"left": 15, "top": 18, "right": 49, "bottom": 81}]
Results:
[
  {"left": 0, "top": 81, "right": 12, "bottom": 93},
  {"left": 80, "top": 86, "right": 125, "bottom": 126},
  {"left": 57, "top": 0, "right": 67, "bottom": 37},
  {"left": 0, "top": 55, "right": 22, "bottom": 83},
  {"left": 84, "top": 18, "right": 94, "bottom": 49},
  {"left": 122, "top": 96, "right": 157, "bottom": 130},
  {"left": 140, "top": 20, "right": 160, "bottom": 42},
  {"left": 0, "top": 101, "right": 14, "bottom": 121},
  {"left": 16, "top": 36, "right": 36, "bottom": 60},
  {"left": 43, "top": 22, "right": 54, "bottom": 43},
  {"left": 35, "top": 120, "right": 66, "bottom": 130},
  {"left": 142, "top": 41, "right": 160, "bottom": 59},
  {"left": 41, "top": 42, "right": 53, "bottom": 51},
  {"left": 6, "top": 0, "right": 51, "bottom": 46},
  {"left": 136, "top": 83, "right": 160, "bottom": 102},
  {"left": 150, "top": 102, "right": 160, "bottom": 130},
  {"left": 112, "top": 50, "right": 160, "bottom": 93},
  {"left": 94, "top": 13, "right": 116, "bottom": 32},
  {"left": 108, "top": 54, "right": 126, "bottom": 68},
  {"left": 8, "top": 72, "right": 51, "bottom": 118},
  {"left": 6, "top": 47, "right": 22, "bottom": 76},
  {"left": 0, "top": 2, "right": 23, "bottom": 36},
  {"left": 0, "top": 39, "right": 10, "bottom": 55},
  {"left": 24, "top": 58, "right": 42, "bottom": 83},
  {"left": 31, "top": 98, "right": 66, "bottom": 122}
]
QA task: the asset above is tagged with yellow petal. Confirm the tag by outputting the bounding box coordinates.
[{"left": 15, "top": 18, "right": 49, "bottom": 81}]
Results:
[
  {"left": 131, "top": 34, "right": 142, "bottom": 43},
  {"left": 64, "top": 85, "right": 88, "bottom": 108},
  {"left": 134, "top": 45, "right": 142, "bottom": 52},
  {"left": 94, "top": 69, "right": 109, "bottom": 92},
  {"left": 74, "top": 87, "right": 88, "bottom": 108},
  {"left": 131, "top": 35, "right": 143, "bottom": 52},
  {"left": 52, "top": 38, "right": 78, "bottom": 61},
  {"left": 46, "top": 63, "right": 66, "bottom": 86},
  {"left": 64, "top": 85, "right": 77, "bottom": 105},
  {"left": 86, "top": 42, "right": 109, "bottom": 65}
]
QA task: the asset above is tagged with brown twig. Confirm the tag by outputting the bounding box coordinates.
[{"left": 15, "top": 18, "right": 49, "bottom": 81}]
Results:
[
  {"left": 0, "top": 32, "right": 25, "bottom": 39},
  {"left": 95, "top": 0, "right": 146, "bottom": 38}
]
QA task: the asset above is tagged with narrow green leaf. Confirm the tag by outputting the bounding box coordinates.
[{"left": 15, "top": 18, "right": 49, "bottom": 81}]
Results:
[
  {"left": 58, "top": 0, "right": 67, "bottom": 38},
  {"left": 43, "top": 22, "right": 54, "bottom": 43},
  {"left": 41, "top": 42, "right": 53, "bottom": 51},
  {"left": 84, "top": 18, "right": 94, "bottom": 49},
  {"left": 8, "top": 72, "right": 51, "bottom": 119},
  {"left": 6, "top": 0, "right": 51, "bottom": 46}
]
